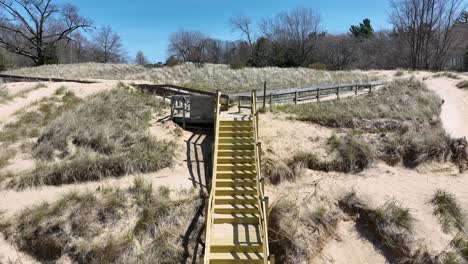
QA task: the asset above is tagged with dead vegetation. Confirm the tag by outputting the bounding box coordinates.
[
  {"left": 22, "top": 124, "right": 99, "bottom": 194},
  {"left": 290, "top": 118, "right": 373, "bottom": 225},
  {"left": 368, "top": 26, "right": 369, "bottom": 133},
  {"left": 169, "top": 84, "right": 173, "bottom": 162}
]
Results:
[
  {"left": 1, "top": 178, "right": 203, "bottom": 263},
  {"left": 7, "top": 88, "right": 175, "bottom": 188},
  {"left": 269, "top": 191, "right": 342, "bottom": 263}
]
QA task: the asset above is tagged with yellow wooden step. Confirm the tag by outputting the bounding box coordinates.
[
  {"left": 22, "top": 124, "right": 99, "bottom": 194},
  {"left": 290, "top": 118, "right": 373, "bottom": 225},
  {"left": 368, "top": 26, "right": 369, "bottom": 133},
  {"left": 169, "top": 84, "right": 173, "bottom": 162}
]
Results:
[
  {"left": 211, "top": 224, "right": 262, "bottom": 245},
  {"left": 215, "top": 186, "right": 257, "bottom": 195},
  {"left": 218, "top": 143, "right": 254, "bottom": 150},
  {"left": 214, "top": 195, "right": 257, "bottom": 205},
  {"left": 218, "top": 137, "right": 254, "bottom": 144},
  {"left": 219, "top": 120, "right": 252, "bottom": 125},
  {"left": 218, "top": 150, "right": 255, "bottom": 157},
  {"left": 217, "top": 171, "right": 256, "bottom": 179},
  {"left": 219, "top": 131, "right": 254, "bottom": 138},
  {"left": 219, "top": 126, "right": 253, "bottom": 132},
  {"left": 217, "top": 163, "right": 255, "bottom": 171},
  {"left": 213, "top": 213, "right": 259, "bottom": 224},
  {"left": 210, "top": 244, "right": 263, "bottom": 253},
  {"left": 217, "top": 156, "right": 255, "bottom": 164},
  {"left": 216, "top": 179, "right": 257, "bottom": 187},
  {"left": 214, "top": 204, "right": 259, "bottom": 214},
  {"left": 208, "top": 252, "right": 264, "bottom": 263}
]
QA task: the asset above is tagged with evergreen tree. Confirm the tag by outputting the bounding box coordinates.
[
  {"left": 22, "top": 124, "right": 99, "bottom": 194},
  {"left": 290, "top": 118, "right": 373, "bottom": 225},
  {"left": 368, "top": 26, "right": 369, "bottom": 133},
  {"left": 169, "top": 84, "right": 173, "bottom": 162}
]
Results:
[{"left": 350, "top": 19, "right": 374, "bottom": 38}]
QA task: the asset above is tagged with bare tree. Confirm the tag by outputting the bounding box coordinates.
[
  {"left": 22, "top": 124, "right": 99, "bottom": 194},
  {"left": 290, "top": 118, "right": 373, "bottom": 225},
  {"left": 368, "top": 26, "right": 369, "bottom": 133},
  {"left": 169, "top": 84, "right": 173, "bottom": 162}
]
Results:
[
  {"left": 260, "top": 7, "right": 322, "bottom": 66},
  {"left": 168, "top": 29, "right": 208, "bottom": 64},
  {"left": 92, "top": 26, "right": 125, "bottom": 63},
  {"left": 0, "top": 0, "right": 92, "bottom": 65},
  {"left": 389, "top": 0, "right": 464, "bottom": 70},
  {"left": 229, "top": 15, "right": 255, "bottom": 64},
  {"left": 135, "top": 50, "right": 148, "bottom": 65}
]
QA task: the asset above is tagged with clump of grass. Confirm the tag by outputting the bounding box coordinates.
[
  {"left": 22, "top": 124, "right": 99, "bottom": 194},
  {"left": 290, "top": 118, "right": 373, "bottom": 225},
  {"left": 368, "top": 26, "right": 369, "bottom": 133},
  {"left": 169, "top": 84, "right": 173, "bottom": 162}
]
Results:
[
  {"left": 262, "top": 157, "right": 295, "bottom": 185},
  {"left": 0, "top": 89, "right": 82, "bottom": 143},
  {"left": 269, "top": 194, "right": 341, "bottom": 263},
  {"left": 287, "top": 151, "right": 324, "bottom": 173},
  {"left": 434, "top": 72, "right": 460, "bottom": 79},
  {"left": 2, "top": 180, "right": 202, "bottom": 263},
  {"left": 0, "top": 85, "right": 12, "bottom": 103},
  {"left": 431, "top": 190, "right": 465, "bottom": 233},
  {"left": 452, "top": 237, "right": 468, "bottom": 261},
  {"left": 327, "top": 134, "right": 373, "bottom": 173},
  {"left": 339, "top": 193, "right": 428, "bottom": 262},
  {"left": 0, "top": 147, "right": 17, "bottom": 168},
  {"left": 275, "top": 78, "right": 441, "bottom": 129},
  {"left": 456, "top": 80, "right": 468, "bottom": 89},
  {"left": 10, "top": 88, "right": 174, "bottom": 188},
  {"left": 395, "top": 70, "right": 405, "bottom": 77}
]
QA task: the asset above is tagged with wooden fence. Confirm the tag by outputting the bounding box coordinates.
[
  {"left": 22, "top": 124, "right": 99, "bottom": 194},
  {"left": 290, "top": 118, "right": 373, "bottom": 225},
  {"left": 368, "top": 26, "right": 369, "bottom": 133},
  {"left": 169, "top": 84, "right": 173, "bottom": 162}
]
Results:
[
  {"left": 0, "top": 73, "right": 97, "bottom": 84},
  {"left": 236, "top": 81, "right": 383, "bottom": 111}
]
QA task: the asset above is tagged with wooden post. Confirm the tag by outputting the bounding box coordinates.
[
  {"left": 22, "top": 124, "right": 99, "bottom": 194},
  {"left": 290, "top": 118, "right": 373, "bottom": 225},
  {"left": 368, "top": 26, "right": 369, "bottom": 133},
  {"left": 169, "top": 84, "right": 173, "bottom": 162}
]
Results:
[
  {"left": 269, "top": 255, "right": 275, "bottom": 264},
  {"left": 336, "top": 86, "right": 340, "bottom": 99},
  {"left": 269, "top": 94, "right": 272, "bottom": 110},
  {"left": 369, "top": 85, "right": 372, "bottom": 94},
  {"left": 264, "top": 196, "right": 269, "bottom": 219},
  {"left": 263, "top": 81, "right": 267, "bottom": 110},
  {"left": 355, "top": 84, "right": 358, "bottom": 95},
  {"left": 170, "top": 97, "right": 174, "bottom": 119},
  {"left": 294, "top": 91, "right": 298, "bottom": 105},
  {"left": 238, "top": 96, "right": 242, "bottom": 113},
  {"left": 182, "top": 97, "right": 186, "bottom": 129},
  {"left": 316, "top": 88, "right": 320, "bottom": 101}
]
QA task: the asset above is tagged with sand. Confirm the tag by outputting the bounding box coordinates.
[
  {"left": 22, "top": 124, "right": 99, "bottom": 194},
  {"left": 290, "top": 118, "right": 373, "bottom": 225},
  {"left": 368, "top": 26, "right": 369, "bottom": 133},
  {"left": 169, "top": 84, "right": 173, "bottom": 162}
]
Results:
[{"left": 425, "top": 77, "right": 468, "bottom": 138}]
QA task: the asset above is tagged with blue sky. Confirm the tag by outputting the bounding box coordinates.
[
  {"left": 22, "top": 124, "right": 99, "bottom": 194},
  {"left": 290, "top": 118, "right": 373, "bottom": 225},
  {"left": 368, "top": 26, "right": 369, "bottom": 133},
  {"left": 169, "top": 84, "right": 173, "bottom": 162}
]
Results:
[{"left": 71, "top": 0, "right": 393, "bottom": 62}]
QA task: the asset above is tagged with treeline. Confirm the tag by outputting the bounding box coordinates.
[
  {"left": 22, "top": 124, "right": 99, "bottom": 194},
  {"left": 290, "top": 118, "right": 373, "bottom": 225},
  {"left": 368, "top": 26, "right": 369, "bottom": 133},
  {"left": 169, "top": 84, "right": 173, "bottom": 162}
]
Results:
[
  {"left": 168, "top": 0, "right": 468, "bottom": 71},
  {"left": 0, "top": 0, "right": 127, "bottom": 69}
]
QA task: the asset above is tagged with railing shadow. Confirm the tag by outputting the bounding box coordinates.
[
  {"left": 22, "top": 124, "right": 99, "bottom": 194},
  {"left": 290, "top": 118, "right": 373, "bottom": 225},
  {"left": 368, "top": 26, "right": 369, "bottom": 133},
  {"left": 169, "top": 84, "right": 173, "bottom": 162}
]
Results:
[{"left": 181, "top": 128, "right": 213, "bottom": 263}]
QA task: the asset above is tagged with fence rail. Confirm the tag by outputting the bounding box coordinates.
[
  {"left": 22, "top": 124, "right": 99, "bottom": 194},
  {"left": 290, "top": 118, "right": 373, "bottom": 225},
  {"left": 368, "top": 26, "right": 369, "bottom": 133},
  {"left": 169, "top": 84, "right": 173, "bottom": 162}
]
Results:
[
  {"left": 0, "top": 73, "right": 97, "bottom": 84},
  {"left": 236, "top": 81, "right": 383, "bottom": 110}
]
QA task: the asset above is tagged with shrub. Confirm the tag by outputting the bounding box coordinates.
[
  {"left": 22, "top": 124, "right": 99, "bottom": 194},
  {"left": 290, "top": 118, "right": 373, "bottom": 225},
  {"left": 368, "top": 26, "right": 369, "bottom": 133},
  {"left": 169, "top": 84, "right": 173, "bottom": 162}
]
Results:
[
  {"left": 2, "top": 181, "right": 202, "bottom": 263},
  {"left": 308, "top": 63, "right": 327, "bottom": 70},
  {"left": 327, "top": 134, "right": 373, "bottom": 173},
  {"left": 452, "top": 237, "right": 468, "bottom": 261},
  {"left": 229, "top": 61, "right": 246, "bottom": 70},
  {"left": 395, "top": 70, "right": 405, "bottom": 77},
  {"left": 431, "top": 190, "right": 465, "bottom": 232}
]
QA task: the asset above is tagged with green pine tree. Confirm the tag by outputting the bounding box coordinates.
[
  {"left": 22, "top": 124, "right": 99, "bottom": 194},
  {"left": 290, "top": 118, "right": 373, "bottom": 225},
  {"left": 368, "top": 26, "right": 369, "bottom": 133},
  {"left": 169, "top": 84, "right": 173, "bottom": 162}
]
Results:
[{"left": 350, "top": 18, "right": 374, "bottom": 38}]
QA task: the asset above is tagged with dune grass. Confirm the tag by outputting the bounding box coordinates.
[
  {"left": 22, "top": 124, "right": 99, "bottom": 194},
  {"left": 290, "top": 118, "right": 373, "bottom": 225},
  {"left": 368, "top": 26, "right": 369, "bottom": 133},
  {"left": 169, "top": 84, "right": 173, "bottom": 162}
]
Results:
[
  {"left": 11, "top": 88, "right": 174, "bottom": 188},
  {"left": 269, "top": 192, "right": 341, "bottom": 263},
  {"left": 0, "top": 88, "right": 82, "bottom": 144},
  {"left": 338, "top": 193, "right": 433, "bottom": 262},
  {"left": 457, "top": 80, "right": 468, "bottom": 89},
  {"left": 431, "top": 190, "right": 465, "bottom": 233},
  {"left": 275, "top": 78, "right": 441, "bottom": 128},
  {"left": 5, "top": 63, "right": 376, "bottom": 93},
  {"left": 0, "top": 147, "right": 16, "bottom": 169},
  {"left": 433, "top": 72, "right": 461, "bottom": 80},
  {"left": 1, "top": 178, "right": 202, "bottom": 263}
]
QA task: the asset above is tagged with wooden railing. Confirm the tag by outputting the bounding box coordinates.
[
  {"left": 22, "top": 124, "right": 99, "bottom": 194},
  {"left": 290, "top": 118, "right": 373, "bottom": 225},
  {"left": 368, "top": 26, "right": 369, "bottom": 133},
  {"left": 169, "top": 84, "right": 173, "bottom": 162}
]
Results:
[
  {"left": 203, "top": 91, "right": 221, "bottom": 264},
  {"left": 251, "top": 91, "right": 274, "bottom": 264},
  {"left": 234, "top": 81, "right": 383, "bottom": 109}
]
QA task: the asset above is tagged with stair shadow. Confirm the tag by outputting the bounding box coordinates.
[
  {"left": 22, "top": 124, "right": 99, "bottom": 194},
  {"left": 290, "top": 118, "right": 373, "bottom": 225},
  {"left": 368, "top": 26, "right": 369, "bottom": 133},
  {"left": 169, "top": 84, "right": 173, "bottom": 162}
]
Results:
[{"left": 181, "top": 128, "right": 213, "bottom": 263}]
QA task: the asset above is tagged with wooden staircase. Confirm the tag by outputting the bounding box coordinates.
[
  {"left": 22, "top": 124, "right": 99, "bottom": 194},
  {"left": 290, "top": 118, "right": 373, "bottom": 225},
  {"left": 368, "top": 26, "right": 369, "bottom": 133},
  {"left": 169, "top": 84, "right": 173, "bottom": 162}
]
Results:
[{"left": 202, "top": 92, "right": 274, "bottom": 264}]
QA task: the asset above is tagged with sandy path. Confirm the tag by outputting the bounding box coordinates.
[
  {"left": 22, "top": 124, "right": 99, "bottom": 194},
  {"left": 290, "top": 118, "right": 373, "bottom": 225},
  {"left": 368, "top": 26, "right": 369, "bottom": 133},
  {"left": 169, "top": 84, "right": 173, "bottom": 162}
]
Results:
[{"left": 425, "top": 77, "right": 468, "bottom": 138}]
